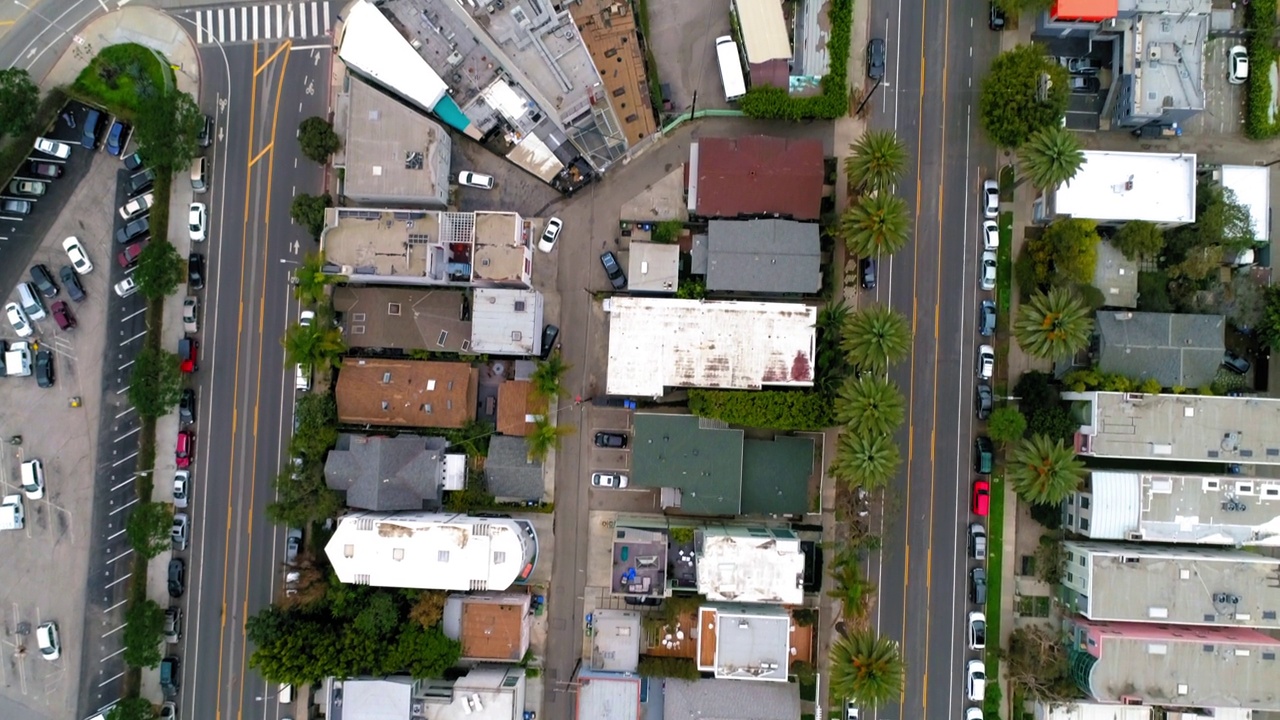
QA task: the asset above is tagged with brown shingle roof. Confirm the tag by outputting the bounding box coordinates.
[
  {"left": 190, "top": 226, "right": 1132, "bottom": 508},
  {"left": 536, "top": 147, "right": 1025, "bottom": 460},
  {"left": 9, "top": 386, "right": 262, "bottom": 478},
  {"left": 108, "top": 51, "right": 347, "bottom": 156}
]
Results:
[
  {"left": 693, "top": 136, "right": 824, "bottom": 221},
  {"left": 496, "top": 380, "right": 547, "bottom": 437},
  {"left": 461, "top": 597, "right": 529, "bottom": 661},
  {"left": 335, "top": 359, "right": 478, "bottom": 429}
]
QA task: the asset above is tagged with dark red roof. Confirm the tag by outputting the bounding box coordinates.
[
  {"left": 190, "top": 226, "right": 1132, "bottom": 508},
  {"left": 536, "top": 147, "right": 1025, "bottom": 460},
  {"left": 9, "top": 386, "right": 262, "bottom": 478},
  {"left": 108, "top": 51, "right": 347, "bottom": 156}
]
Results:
[
  {"left": 748, "top": 59, "right": 791, "bottom": 90},
  {"left": 693, "top": 136, "right": 824, "bottom": 220}
]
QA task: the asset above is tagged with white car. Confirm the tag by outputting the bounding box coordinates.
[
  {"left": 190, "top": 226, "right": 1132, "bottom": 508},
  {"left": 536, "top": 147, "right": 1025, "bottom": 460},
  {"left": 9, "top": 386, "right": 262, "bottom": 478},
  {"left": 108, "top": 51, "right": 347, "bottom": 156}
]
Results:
[
  {"left": 118, "top": 192, "right": 154, "bottom": 220},
  {"left": 1229, "top": 45, "right": 1249, "bottom": 84},
  {"left": 982, "top": 179, "right": 999, "bottom": 218},
  {"left": 299, "top": 310, "right": 314, "bottom": 327},
  {"left": 591, "top": 472, "right": 629, "bottom": 488},
  {"left": 114, "top": 277, "right": 138, "bottom": 298},
  {"left": 538, "top": 217, "right": 563, "bottom": 253},
  {"left": 979, "top": 250, "right": 997, "bottom": 291},
  {"left": 5, "top": 302, "right": 32, "bottom": 337},
  {"left": 36, "top": 621, "right": 60, "bottom": 661},
  {"left": 967, "top": 659, "right": 986, "bottom": 702},
  {"left": 976, "top": 345, "right": 995, "bottom": 380},
  {"left": 982, "top": 220, "right": 999, "bottom": 251},
  {"left": 62, "top": 236, "right": 93, "bottom": 274},
  {"left": 845, "top": 700, "right": 859, "bottom": 720},
  {"left": 33, "top": 137, "right": 71, "bottom": 159},
  {"left": 20, "top": 459, "right": 44, "bottom": 500},
  {"left": 968, "top": 611, "right": 987, "bottom": 650},
  {"left": 188, "top": 202, "right": 207, "bottom": 242},
  {"left": 183, "top": 296, "right": 199, "bottom": 333},
  {"left": 173, "top": 470, "right": 190, "bottom": 509},
  {"left": 458, "top": 171, "right": 495, "bottom": 189},
  {"left": 966, "top": 708, "right": 983, "bottom": 720}
]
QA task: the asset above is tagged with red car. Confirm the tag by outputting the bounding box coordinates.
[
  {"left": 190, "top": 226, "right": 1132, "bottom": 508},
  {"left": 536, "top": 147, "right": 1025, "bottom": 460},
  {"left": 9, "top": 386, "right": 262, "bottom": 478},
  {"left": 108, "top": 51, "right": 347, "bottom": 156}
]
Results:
[
  {"left": 51, "top": 301, "right": 75, "bottom": 330},
  {"left": 175, "top": 430, "right": 194, "bottom": 469},
  {"left": 972, "top": 479, "right": 991, "bottom": 516},
  {"left": 117, "top": 239, "right": 149, "bottom": 268},
  {"left": 178, "top": 337, "right": 199, "bottom": 373}
]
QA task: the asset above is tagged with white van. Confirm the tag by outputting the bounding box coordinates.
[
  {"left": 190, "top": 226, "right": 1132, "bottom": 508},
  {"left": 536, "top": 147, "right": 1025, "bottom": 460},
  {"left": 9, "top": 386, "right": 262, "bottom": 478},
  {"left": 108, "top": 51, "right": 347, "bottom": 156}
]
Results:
[
  {"left": 714, "top": 36, "right": 747, "bottom": 102},
  {"left": 295, "top": 364, "right": 310, "bottom": 392},
  {"left": 20, "top": 459, "right": 44, "bottom": 499},
  {"left": 17, "top": 282, "right": 46, "bottom": 320},
  {"left": 278, "top": 683, "right": 294, "bottom": 704},
  {"left": 190, "top": 156, "right": 207, "bottom": 193}
]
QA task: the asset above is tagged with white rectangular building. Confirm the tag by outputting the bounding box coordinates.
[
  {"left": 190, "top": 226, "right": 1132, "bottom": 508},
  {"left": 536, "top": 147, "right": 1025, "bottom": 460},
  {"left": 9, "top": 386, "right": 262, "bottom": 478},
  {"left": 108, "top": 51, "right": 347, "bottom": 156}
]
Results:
[
  {"left": 696, "top": 526, "right": 805, "bottom": 605},
  {"left": 325, "top": 511, "right": 538, "bottom": 591},
  {"left": 697, "top": 604, "right": 792, "bottom": 682},
  {"left": 470, "top": 288, "right": 544, "bottom": 356},
  {"left": 604, "top": 297, "right": 817, "bottom": 398},
  {"left": 1041, "top": 150, "right": 1197, "bottom": 229}
]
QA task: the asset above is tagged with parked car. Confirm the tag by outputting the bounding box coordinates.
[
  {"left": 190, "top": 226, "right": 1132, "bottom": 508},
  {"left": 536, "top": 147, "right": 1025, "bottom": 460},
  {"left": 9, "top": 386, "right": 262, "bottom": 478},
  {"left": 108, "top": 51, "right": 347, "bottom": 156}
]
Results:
[
  {"left": 188, "top": 202, "right": 207, "bottom": 241},
  {"left": 128, "top": 168, "right": 155, "bottom": 194},
  {"left": 159, "top": 654, "right": 180, "bottom": 695},
  {"left": 63, "top": 236, "right": 93, "bottom": 274},
  {"left": 35, "top": 349, "right": 54, "bottom": 388},
  {"left": 538, "top": 217, "right": 563, "bottom": 253},
  {"left": 118, "top": 240, "right": 149, "bottom": 269},
  {"left": 969, "top": 522, "right": 987, "bottom": 560},
  {"left": 972, "top": 479, "right": 991, "bottom": 516},
  {"left": 119, "top": 192, "right": 154, "bottom": 220},
  {"left": 178, "top": 337, "right": 199, "bottom": 373},
  {"left": 171, "top": 513, "right": 189, "bottom": 550},
  {"left": 34, "top": 136, "right": 71, "bottom": 159},
  {"left": 982, "top": 220, "right": 999, "bottom": 250},
  {"left": 167, "top": 560, "right": 185, "bottom": 597},
  {"left": 539, "top": 324, "right": 560, "bottom": 360},
  {"left": 591, "top": 472, "right": 629, "bottom": 488},
  {"left": 969, "top": 566, "right": 988, "bottom": 604},
  {"left": 624, "top": 596, "right": 663, "bottom": 607},
  {"left": 116, "top": 216, "right": 150, "bottom": 244},
  {"left": 285, "top": 528, "right": 303, "bottom": 564},
  {"left": 975, "top": 384, "right": 993, "bottom": 420},
  {"left": 178, "top": 388, "right": 195, "bottom": 424},
  {"left": 30, "top": 264, "right": 59, "bottom": 297},
  {"left": 188, "top": 253, "right": 206, "bottom": 289},
  {"left": 81, "top": 109, "right": 101, "bottom": 149},
  {"left": 968, "top": 611, "right": 987, "bottom": 650},
  {"left": 36, "top": 621, "right": 60, "bottom": 661},
  {"left": 594, "top": 431, "right": 628, "bottom": 448},
  {"left": 988, "top": 1, "right": 1006, "bottom": 30},
  {"left": 299, "top": 309, "right": 314, "bottom": 326},
  {"left": 175, "top": 430, "right": 194, "bottom": 469},
  {"left": 51, "top": 301, "right": 75, "bottom": 330},
  {"left": 1229, "top": 45, "right": 1249, "bottom": 84},
  {"left": 866, "top": 38, "right": 886, "bottom": 80},
  {"left": 1223, "top": 350, "right": 1251, "bottom": 374},
  {"left": 106, "top": 120, "right": 128, "bottom": 156},
  {"left": 123, "top": 151, "right": 144, "bottom": 171},
  {"left": 20, "top": 459, "right": 44, "bottom": 499},
  {"left": 457, "top": 171, "right": 494, "bottom": 189},
  {"left": 1, "top": 198, "right": 32, "bottom": 215},
  {"left": 173, "top": 470, "right": 190, "bottom": 509},
  {"left": 845, "top": 700, "right": 860, "bottom": 720},
  {"left": 976, "top": 344, "right": 994, "bottom": 380},
  {"left": 979, "top": 250, "right": 997, "bottom": 291},
  {"left": 114, "top": 277, "right": 138, "bottom": 298},
  {"left": 183, "top": 296, "right": 199, "bottom": 333},
  {"left": 977, "top": 300, "right": 996, "bottom": 337},
  {"left": 860, "top": 257, "right": 877, "bottom": 290},
  {"left": 28, "top": 161, "right": 62, "bottom": 178},
  {"left": 197, "top": 114, "right": 213, "bottom": 147},
  {"left": 162, "top": 607, "right": 182, "bottom": 644},
  {"left": 58, "top": 267, "right": 84, "bottom": 302},
  {"left": 982, "top": 179, "right": 999, "bottom": 218},
  {"left": 973, "top": 436, "right": 994, "bottom": 475},
  {"left": 1069, "top": 75, "right": 1101, "bottom": 93},
  {"left": 8, "top": 179, "right": 47, "bottom": 196},
  {"left": 966, "top": 660, "right": 986, "bottom": 702},
  {"left": 599, "top": 251, "right": 627, "bottom": 290},
  {"left": 5, "top": 302, "right": 32, "bottom": 338}
]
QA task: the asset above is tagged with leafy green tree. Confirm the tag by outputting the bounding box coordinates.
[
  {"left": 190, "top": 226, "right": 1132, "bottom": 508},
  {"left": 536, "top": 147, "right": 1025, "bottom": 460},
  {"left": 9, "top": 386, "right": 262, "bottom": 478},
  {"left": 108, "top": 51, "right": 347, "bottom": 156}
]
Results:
[
  {"left": 980, "top": 44, "right": 1070, "bottom": 148},
  {"left": 1111, "top": 221, "right": 1165, "bottom": 261},
  {"left": 651, "top": 219, "right": 684, "bottom": 243},
  {"left": 291, "top": 392, "right": 340, "bottom": 461},
  {"left": 354, "top": 592, "right": 400, "bottom": 635},
  {"left": 839, "top": 192, "right": 912, "bottom": 258},
  {"left": 688, "top": 389, "right": 834, "bottom": 431},
  {"left": 0, "top": 68, "right": 38, "bottom": 138},
  {"left": 1260, "top": 286, "right": 1280, "bottom": 349},
  {"left": 1040, "top": 218, "right": 1100, "bottom": 285},
  {"left": 1006, "top": 625, "right": 1079, "bottom": 702},
  {"left": 637, "top": 656, "right": 700, "bottom": 679},
  {"left": 409, "top": 590, "right": 449, "bottom": 629},
  {"left": 1028, "top": 405, "right": 1076, "bottom": 443},
  {"left": 133, "top": 90, "right": 204, "bottom": 173},
  {"left": 987, "top": 406, "right": 1027, "bottom": 446},
  {"left": 526, "top": 416, "right": 572, "bottom": 461},
  {"left": 675, "top": 278, "right": 707, "bottom": 299},
  {"left": 845, "top": 130, "right": 908, "bottom": 195},
  {"left": 294, "top": 252, "right": 343, "bottom": 306},
  {"left": 841, "top": 305, "right": 912, "bottom": 374},
  {"left": 126, "top": 501, "right": 173, "bottom": 559},
  {"left": 122, "top": 599, "right": 166, "bottom": 669},
  {"left": 1008, "top": 434, "right": 1087, "bottom": 505},
  {"left": 298, "top": 116, "right": 341, "bottom": 163},
  {"left": 828, "top": 546, "right": 876, "bottom": 621},
  {"left": 831, "top": 431, "right": 901, "bottom": 491},
  {"left": 833, "top": 375, "right": 906, "bottom": 437},
  {"left": 106, "top": 697, "right": 159, "bottom": 720},
  {"left": 530, "top": 354, "right": 570, "bottom": 401},
  {"left": 268, "top": 465, "right": 343, "bottom": 529},
  {"left": 394, "top": 623, "right": 462, "bottom": 679},
  {"left": 1166, "top": 181, "right": 1255, "bottom": 263},
  {"left": 291, "top": 193, "right": 333, "bottom": 239},
  {"left": 134, "top": 240, "right": 184, "bottom": 300},
  {"left": 1018, "top": 125, "right": 1085, "bottom": 190},
  {"left": 128, "top": 347, "right": 183, "bottom": 418},
  {"left": 283, "top": 320, "right": 346, "bottom": 372},
  {"left": 1014, "top": 370, "right": 1057, "bottom": 411},
  {"left": 1013, "top": 287, "right": 1094, "bottom": 360},
  {"left": 829, "top": 630, "right": 906, "bottom": 710}
]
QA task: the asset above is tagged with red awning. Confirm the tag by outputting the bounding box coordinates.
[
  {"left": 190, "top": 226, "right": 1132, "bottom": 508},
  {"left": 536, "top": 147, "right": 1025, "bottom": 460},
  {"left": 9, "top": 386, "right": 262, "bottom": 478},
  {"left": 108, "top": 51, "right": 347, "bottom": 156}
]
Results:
[{"left": 1051, "top": 0, "right": 1118, "bottom": 21}]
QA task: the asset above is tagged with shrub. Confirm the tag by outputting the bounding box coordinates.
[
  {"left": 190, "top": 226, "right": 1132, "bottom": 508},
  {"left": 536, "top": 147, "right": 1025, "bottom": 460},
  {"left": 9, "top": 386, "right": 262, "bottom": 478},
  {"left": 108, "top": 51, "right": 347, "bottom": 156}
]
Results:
[
  {"left": 740, "top": 0, "right": 850, "bottom": 119},
  {"left": 1245, "top": 0, "right": 1278, "bottom": 139},
  {"left": 688, "top": 389, "right": 834, "bottom": 431},
  {"left": 298, "top": 116, "right": 341, "bottom": 163}
]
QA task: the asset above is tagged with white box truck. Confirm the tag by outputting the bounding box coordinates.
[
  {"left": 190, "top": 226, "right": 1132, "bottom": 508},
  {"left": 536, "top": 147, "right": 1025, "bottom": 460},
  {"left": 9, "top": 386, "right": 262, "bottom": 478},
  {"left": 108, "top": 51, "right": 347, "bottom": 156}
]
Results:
[
  {"left": 715, "top": 36, "right": 747, "bottom": 102},
  {"left": 5, "top": 341, "right": 32, "bottom": 377},
  {"left": 0, "top": 494, "right": 25, "bottom": 530}
]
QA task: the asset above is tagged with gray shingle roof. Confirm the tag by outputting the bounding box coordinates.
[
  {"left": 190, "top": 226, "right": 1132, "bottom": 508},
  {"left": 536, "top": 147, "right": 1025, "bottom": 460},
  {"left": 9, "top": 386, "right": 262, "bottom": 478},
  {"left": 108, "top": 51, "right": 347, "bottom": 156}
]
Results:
[
  {"left": 705, "top": 219, "right": 821, "bottom": 294},
  {"left": 1095, "top": 311, "right": 1225, "bottom": 389},
  {"left": 662, "top": 678, "right": 800, "bottom": 720},
  {"left": 324, "top": 434, "right": 449, "bottom": 511},
  {"left": 484, "top": 435, "right": 544, "bottom": 501}
]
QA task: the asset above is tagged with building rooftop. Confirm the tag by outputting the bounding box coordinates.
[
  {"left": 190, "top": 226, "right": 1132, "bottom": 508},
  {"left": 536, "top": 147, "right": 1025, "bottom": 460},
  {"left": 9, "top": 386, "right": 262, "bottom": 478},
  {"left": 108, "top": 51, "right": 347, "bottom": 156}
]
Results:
[
  {"left": 630, "top": 413, "right": 744, "bottom": 515},
  {"left": 589, "top": 609, "right": 642, "bottom": 672},
  {"left": 605, "top": 297, "right": 817, "bottom": 397},
  {"left": 696, "top": 526, "right": 805, "bottom": 605},
  {"left": 696, "top": 605, "right": 792, "bottom": 681},
  {"left": 662, "top": 678, "right": 801, "bottom": 720},
  {"left": 1033, "top": 700, "right": 1153, "bottom": 720},
  {"left": 1073, "top": 470, "right": 1280, "bottom": 546},
  {"left": 1068, "top": 617, "right": 1280, "bottom": 710},
  {"left": 340, "top": 75, "right": 450, "bottom": 207},
  {"left": 332, "top": 286, "right": 473, "bottom": 353},
  {"left": 573, "top": 671, "right": 644, "bottom": 720},
  {"left": 335, "top": 358, "right": 478, "bottom": 429},
  {"left": 324, "top": 434, "right": 465, "bottom": 511},
  {"left": 484, "top": 435, "right": 544, "bottom": 503},
  {"left": 612, "top": 525, "right": 671, "bottom": 597},
  {"left": 1052, "top": 0, "right": 1119, "bottom": 20},
  {"left": 1219, "top": 165, "right": 1270, "bottom": 243},
  {"left": 1067, "top": 391, "right": 1280, "bottom": 465},
  {"left": 441, "top": 592, "right": 532, "bottom": 662},
  {"left": 689, "top": 137, "right": 825, "bottom": 221},
  {"left": 1124, "top": 12, "right": 1207, "bottom": 119},
  {"left": 496, "top": 380, "right": 545, "bottom": 437},
  {"left": 626, "top": 242, "right": 680, "bottom": 294},
  {"left": 325, "top": 669, "right": 527, "bottom": 720},
  {"left": 705, "top": 220, "right": 822, "bottom": 295},
  {"left": 472, "top": 213, "right": 532, "bottom": 286},
  {"left": 741, "top": 436, "right": 814, "bottom": 516},
  {"left": 736, "top": 0, "right": 792, "bottom": 63},
  {"left": 1062, "top": 540, "right": 1280, "bottom": 628},
  {"left": 1053, "top": 151, "right": 1197, "bottom": 225},
  {"left": 1092, "top": 241, "right": 1139, "bottom": 309},
  {"left": 1095, "top": 311, "right": 1225, "bottom": 389},
  {"left": 470, "top": 288, "right": 544, "bottom": 356},
  {"left": 569, "top": 0, "right": 657, "bottom": 146},
  {"left": 337, "top": 0, "right": 450, "bottom": 117},
  {"left": 324, "top": 511, "right": 537, "bottom": 591},
  {"left": 325, "top": 676, "right": 417, "bottom": 720}
]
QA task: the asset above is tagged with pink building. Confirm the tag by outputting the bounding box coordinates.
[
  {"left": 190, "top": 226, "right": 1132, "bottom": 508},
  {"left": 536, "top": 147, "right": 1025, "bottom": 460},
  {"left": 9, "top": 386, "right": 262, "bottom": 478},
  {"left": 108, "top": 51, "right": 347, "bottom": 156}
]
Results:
[{"left": 1067, "top": 617, "right": 1280, "bottom": 710}]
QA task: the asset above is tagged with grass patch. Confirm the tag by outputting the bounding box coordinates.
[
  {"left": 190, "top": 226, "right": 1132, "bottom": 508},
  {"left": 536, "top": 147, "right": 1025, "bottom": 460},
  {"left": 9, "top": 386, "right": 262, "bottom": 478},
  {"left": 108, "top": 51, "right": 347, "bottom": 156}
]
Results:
[
  {"left": 998, "top": 165, "right": 1015, "bottom": 201},
  {"left": 996, "top": 211, "right": 1014, "bottom": 321},
  {"left": 0, "top": 88, "right": 67, "bottom": 192},
  {"left": 71, "top": 43, "right": 171, "bottom": 116},
  {"left": 984, "top": 472, "right": 1005, "bottom": 677}
]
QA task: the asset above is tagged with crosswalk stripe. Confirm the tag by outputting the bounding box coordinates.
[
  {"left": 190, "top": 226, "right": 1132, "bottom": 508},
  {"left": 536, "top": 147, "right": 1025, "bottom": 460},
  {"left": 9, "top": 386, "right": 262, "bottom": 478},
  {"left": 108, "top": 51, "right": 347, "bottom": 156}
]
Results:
[
  {"left": 322, "top": 1, "right": 330, "bottom": 34},
  {"left": 276, "top": 5, "right": 284, "bottom": 39},
  {"left": 287, "top": 4, "right": 295, "bottom": 38},
  {"left": 188, "top": 2, "right": 332, "bottom": 45}
]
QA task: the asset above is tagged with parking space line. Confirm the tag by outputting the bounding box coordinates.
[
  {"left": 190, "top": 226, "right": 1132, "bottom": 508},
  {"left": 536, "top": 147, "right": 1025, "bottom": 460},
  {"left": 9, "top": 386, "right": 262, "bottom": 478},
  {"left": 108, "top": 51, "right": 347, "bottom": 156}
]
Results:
[
  {"left": 102, "top": 646, "right": 126, "bottom": 660},
  {"left": 106, "top": 526, "right": 127, "bottom": 539},
  {"left": 114, "top": 406, "right": 135, "bottom": 419},
  {"left": 113, "top": 427, "right": 140, "bottom": 443},
  {"left": 122, "top": 307, "right": 145, "bottom": 322},
  {"left": 111, "top": 451, "right": 139, "bottom": 467},
  {"left": 108, "top": 499, "right": 139, "bottom": 516},
  {"left": 120, "top": 330, "right": 146, "bottom": 345},
  {"left": 98, "top": 671, "right": 125, "bottom": 687},
  {"left": 102, "top": 623, "right": 126, "bottom": 638},
  {"left": 105, "top": 572, "right": 131, "bottom": 588},
  {"left": 104, "top": 598, "right": 128, "bottom": 612},
  {"left": 109, "top": 476, "right": 134, "bottom": 492},
  {"left": 104, "top": 548, "right": 134, "bottom": 563},
  {"left": 116, "top": 385, "right": 130, "bottom": 395}
]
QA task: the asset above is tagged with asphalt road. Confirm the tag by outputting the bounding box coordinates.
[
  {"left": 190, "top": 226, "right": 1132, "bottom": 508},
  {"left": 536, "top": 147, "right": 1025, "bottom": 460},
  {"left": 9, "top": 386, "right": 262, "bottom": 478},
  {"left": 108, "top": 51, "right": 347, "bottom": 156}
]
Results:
[{"left": 861, "top": 0, "right": 1001, "bottom": 718}]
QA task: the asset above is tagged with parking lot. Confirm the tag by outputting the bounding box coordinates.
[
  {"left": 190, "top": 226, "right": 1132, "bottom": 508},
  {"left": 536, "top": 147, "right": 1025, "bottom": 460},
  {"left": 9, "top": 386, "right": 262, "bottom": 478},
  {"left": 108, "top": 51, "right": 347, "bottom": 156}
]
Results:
[
  {"left": 1184, "top": 37, "right": 1247, "bottom": 136},
  {"left": 643, "top": 0, "right": 733, "bottom": 113}
]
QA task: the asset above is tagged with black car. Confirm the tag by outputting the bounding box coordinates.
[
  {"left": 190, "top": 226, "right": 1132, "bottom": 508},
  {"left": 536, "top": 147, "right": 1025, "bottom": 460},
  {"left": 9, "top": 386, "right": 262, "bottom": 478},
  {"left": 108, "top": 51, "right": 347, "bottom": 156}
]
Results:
[
  {"left": 988, "top": 1, "right": 1006, "bottom": 30},
  {"left": 82, "top": 108, "right": 102, "bottom": 149},
  {"left": 30, "top": 264, "right": 58, "bottom": 297},
  {"left": 866, "top": 38, "right": 886, "bottom": 81},
  {"left": 969, "top": 567, "right": 987, "bottom": 604},
  {"left": 128, "top": 168, "right": 155, "bottom": 194},
  {"left": 35, "top": 350, "right": 54, "bottom": 388},
  {"left": 624, "top": 596, "right": 663, "bottom": 607},
  {"left": 973, "top": 436, "right": 994, "bottom": 475},
  {"left": 1070, "top": 75, "right": 1101, "bottom": 94},
  {"left": 540, "top": 324, "right": 560, "bottom": 360},
  {"left": 179, "top": 388, "right": 195, "bottom": 424},
  {"left": 599, "top": 251, "right": 627, "bottom": 290},
  {"left": 123, "top": 150, "right": 144, "bottom": 171},
  {"left": 860, "top": 257, "right": 877, "bottom": 289},
  {"left": 27, "top": 161, "right": 63, "bottom": 178},
  {"left": 1, "top": 198, "right": 32, "bottom": 215},
  {"left": 198, "top": 114, "right": 213, "bottom": 148},
  {"left": 59, "top": 266, "right": 85, "bottom": 302},
  {"left": 1223, "top": 350, "right": 1251, "bottom": 374},
  {"left": 159, "top": 655, "right": 180, "bottom": 696},
  {"left": 978, "top": 300, "right": 996, "bottom": 337},
  {"left": 975, "top": 384, "right": 993, "bottom": 420},
  {"left": 594, "top": 431, "right": 628, "bottom": 448},
  {"left": 116, "top": 216, "right": 149, "bottom": 244},
  {"left": 167, "top": 558, "right": 185, "bottom": 598},
  {"left": 188, "top": 253, "right": 206, "bottom": 289}
]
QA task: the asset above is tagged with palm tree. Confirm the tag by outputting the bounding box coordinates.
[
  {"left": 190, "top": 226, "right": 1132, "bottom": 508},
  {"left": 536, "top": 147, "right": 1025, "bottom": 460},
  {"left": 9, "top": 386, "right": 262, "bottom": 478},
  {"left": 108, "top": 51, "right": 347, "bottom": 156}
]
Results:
[
  {"left": 1013, "top": 286, "right": 1094, "bottom": 360},
  {"left": 828, "top": 547, "right": 876, "bottom": 621},
  {"left": 833, "top": 375, "right": 906, "bottom": 437},
  {"left": 815, "top": 301, "right": 852, "bottom": 395},
  {"left": 1018, "top": 126, "right": 1086, "bottom": 190},
  {"left": 526, "top": 416, "right": 574, "bottom": 461},
  {"left": 839, "top": 193, "right": 912, "bottom": 258},
  {"left": 530, "top": 354, "right": 570, "bottom": 401},
  {"left": 840, "top": 305, "right": 912, "bottom": 374},
  {"left": 845, "top": 130, "right": 908, "bottom": 195},
  {"left": 831, "top": 431, "right": 901, "bottom": 491},
  {"left": 282, "top": 322, "right": 347, "bottom": 372},
  {"left": 293, "top": 252, "right": 343, "bottom": 307},
  {"left": 829, "top": 630, "right": 906, "bottom": 710},
  {"left": 1008, "top": 433, "right": 1087, "bottom": 505}
]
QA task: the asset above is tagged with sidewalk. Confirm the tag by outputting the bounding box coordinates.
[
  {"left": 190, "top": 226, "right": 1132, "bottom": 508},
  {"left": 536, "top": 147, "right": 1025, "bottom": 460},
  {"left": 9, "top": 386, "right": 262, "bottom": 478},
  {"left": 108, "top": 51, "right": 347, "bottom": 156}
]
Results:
[{"left": 38, "top": 7, "right": 200, "bottom": 98}]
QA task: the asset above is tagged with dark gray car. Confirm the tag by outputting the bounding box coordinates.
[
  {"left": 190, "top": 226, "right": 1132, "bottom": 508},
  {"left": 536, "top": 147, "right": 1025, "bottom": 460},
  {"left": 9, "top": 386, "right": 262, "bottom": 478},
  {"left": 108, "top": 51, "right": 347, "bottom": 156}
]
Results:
[
  {"left": 30, "top": 264, "right": 58, "bottom": 297},
  {"left": 599, "top": 251, "right": 627, "bottom": 290},
  {"left": 969, "top": 567, "right": 987, "bottom": 604},
  {"left": 867, "top": 38, "right": 886, "bottom": 81},
  {"left": 978, "top": 300, "right": 996, "bottom": 336}
]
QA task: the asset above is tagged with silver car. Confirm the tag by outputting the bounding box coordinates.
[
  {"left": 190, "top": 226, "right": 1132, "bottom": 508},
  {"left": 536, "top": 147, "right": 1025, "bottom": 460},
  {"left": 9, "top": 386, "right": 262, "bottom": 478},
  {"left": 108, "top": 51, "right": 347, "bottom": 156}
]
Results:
[
  {"left": 979, "top": 250, "right": 997, "bottom": 291},
  {"left": 591, "top": 472, "right": 629, "bottom": 488}
]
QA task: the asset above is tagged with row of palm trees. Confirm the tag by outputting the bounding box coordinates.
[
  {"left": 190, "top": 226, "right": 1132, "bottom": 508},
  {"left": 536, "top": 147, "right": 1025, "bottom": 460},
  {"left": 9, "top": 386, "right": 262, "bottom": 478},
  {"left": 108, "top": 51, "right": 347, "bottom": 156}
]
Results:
[
  {"left": 284, "top": 253, "right": 347, "bottom": 373},
  {"left": 842, "top": 131, "right": 911, "bottom": 258}
]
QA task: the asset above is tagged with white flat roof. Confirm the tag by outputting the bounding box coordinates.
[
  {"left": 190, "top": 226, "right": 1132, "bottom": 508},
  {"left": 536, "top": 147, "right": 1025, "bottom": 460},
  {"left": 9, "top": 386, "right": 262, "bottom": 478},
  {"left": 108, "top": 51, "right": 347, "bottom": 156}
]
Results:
[
  {"left": 338, "top": 0, "right": 449, "bottom": 114},
  {"left": 325, "top": 512, "right": 535, "bottom": 591},
  {"left": 1035, "top": 701, "right": 1153, "bottom": 720},
  {"left": 735, "top": 0, "right": 792, "bottom": 63},
  {"left": 1055, "top": 151, "right": 1197, "bottom": 224},
  {"left": 696, "top": 530, "right": 805, "bottom": 605},
  {"left": 604, "top": 297, "right": 817, "bottom": 397},
  {"left": 1220, "top": 165, "right": 1269, "bottom": 242}
]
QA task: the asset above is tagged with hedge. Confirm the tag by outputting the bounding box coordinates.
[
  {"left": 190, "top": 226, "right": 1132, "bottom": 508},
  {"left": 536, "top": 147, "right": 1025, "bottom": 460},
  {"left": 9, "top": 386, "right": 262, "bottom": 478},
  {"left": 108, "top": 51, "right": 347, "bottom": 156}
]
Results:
[
  {"left": 740, "top": 0, "right": 851, "bottom": 119},
  {"left": 688, "top": 389, "right": 834, "bottom": 431},
  {"left": 1245, "top": 0, "right": 1278, "bottom": 139}
]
